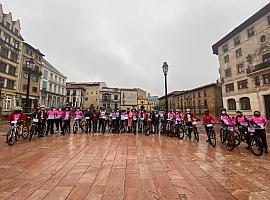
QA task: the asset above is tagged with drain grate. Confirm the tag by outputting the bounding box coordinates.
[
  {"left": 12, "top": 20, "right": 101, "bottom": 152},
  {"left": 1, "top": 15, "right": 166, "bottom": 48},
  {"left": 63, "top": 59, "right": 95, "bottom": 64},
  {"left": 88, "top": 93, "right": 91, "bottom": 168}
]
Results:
[{"left": 179, "top": 194, "right": 187, "bottom": 200}]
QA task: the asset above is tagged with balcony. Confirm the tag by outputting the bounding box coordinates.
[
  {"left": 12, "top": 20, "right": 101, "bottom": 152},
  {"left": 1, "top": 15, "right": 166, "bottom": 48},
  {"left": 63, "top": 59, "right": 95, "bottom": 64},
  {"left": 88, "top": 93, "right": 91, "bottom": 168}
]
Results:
[{"left": 246, "top": 61, "right": 270, "bottom": 75}]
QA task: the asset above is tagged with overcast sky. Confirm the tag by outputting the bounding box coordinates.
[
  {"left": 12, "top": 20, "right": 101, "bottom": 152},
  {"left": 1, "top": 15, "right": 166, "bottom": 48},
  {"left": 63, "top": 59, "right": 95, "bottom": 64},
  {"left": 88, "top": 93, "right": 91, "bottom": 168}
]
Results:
[{"left": 1, "top": 0, "right": 269, "bottom": 96}]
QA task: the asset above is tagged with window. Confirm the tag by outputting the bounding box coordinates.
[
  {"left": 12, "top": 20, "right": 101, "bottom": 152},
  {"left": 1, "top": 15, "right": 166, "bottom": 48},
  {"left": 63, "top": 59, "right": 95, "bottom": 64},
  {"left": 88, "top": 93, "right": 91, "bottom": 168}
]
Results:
[
  {"left": 240, "top": 97, "right": 251, "bottom": 110},
  {"left": 10, "top": 52, "right": 18, "bottom": 62},
  {"left": 193, "top": 93, "right": 195, "bottom": 98},
  {"left": 42, "top": 80, "right": 47, "bottom": 90},
  {"left": 238, "top": 79, "right": 248, "bottom": 89},
  {"left": 223, "top": 44, "right": 228, "bottom": 53},
  {"left": 263, "top": 73, "right": 270, "bottom": 84},
  {"left": 204, "top": 90, "right": 207, "bottom": 97},
  {"left": 268, "top": 16, "right": 270, "bottom": 25},
  {"left": 204, "top": 100, "right": 208, "bottom": 108},
  {"left": 228, "top": 99, "right": 236, "bottom": 110},
  {"left": 32, "top": 76, "right": 38, "bottom": 82},
  {"left": 49, "top": 83, "right": 52, "bottom": 92},
  {"left": 237, "top": 64, "right": 245, "bottom": 74},
  {"left": 0, "top": 62, "right": 7, "bottom": 73},
  {"left": 6, "top": 79, "right": 14, "bottom": 89},
  {"left": 55, "top": 75, "right": 57, "bottom": 81},
  {"left": 2, "top": 33, "right": 10, "bottom": 43},
  {"left": 247, "top": 27, "right": 255, "bottom": 37},
  {"left": 225, "top": 83, "right": 234, "bottom": 92},
  {"left": 0, "top": 76, "right": 5, "bottom": 86},
  {"left": 8, "top": 66, "right": 16, "bottom": 76},
  {"left": 260, "top": 35, "right": 267, "bottom": 43},
  {"left": 32, "top": 87, "right": 37, "bottom": 93},
  {"left": 23, "top": 84, "right": 27, "bottom": 90},
  {"left": 224, "top": 55, "right": 230, "bottom": 63},
  {"left": 198, "top": 92, "right": 201, "bottom": 98},
  {"left": 102, "top": 93, "right": 111, "bottom": 101},
  {"left": 254, "top": 76, "right": 260, "bottom": 86},
  {"left": 236, "top": 48, "right": 242, "bottom": 58},
  {"left": 12, "top": 39, "right": 19, "bottom": 49},
  {"left": 234, "top": 36, "right": 241, "bottom": 46},
  {"left": 5, "top": 22, "right": 10, "bottom": 29},
  {"left": 66, "top": 90, "right": 70, "bottom": 95},
  {"left": 114, "top": 95, "right": 118, "bottom": 100},
  {"left": 262, "top": 53, "right": 270, "bottom": 63},
  {"left": 43, "top": 70, "right": 48, "bottom": 79},
  {"left": 225, "top": 68, "right": 232, "bottom": 77},
  {"left": 0, "top": 47, "right": 9, "bottom": 58},
  {"left": 3, "top": 96, "right": 11, "bottom": 110},
  {"left": 72, "top": 90, "right": 76, "bottom": 95},
  {"left": 85, "top": 97, "right": 88, "bottom": 101}
]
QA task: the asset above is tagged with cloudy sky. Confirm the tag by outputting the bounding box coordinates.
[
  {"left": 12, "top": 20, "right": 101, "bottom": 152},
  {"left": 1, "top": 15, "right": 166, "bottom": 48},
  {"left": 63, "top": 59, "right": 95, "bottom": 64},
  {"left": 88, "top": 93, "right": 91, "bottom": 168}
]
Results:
[{"left": 1, "top": 0, "right": 269, "bottom": 96}]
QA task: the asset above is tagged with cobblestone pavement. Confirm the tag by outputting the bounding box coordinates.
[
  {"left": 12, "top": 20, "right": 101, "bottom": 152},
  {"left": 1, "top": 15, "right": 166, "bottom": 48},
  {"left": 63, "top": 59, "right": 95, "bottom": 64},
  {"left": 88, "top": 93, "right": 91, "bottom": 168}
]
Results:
[{"left": 0, "top": 125, "right": 269, "bottom": 200}]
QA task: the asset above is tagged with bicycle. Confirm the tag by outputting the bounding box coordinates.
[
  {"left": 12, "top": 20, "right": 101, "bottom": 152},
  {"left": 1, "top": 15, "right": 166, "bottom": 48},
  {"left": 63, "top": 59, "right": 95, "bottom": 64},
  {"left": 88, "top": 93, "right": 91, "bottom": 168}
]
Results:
[
  {"left": 145, "top": 118, "right": 152, "bottom": 136},
  {"left": 175, "top": 119, "right": 185, "bottom": 139},
  {"left": 236, "top": 122, "right": 263, "bottom": 156},
  {"left": 73, "top": 117, "right": 84, "bottom": 134},
  {"left": 222, "top": 125, "right": 236, "bottom": 151},
  {"left": 29, "top": 118, "right": 46, "bottom": 141},
  {"left": 205, "top": 123, "right": 218, "bottom": 147},
  {"left": 6, "top": 121, "right": 29, "bottom": 146},
  {"left": 85, "top": 117, "right": 91, "bottom": 134},
  {"left": 185, "top": 121, "right": 199, "bottom": 141}
]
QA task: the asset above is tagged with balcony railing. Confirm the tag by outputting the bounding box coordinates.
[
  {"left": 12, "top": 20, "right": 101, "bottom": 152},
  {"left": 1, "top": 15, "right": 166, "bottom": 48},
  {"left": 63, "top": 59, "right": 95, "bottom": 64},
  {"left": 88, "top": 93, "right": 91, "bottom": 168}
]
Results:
[{"left": 246, "top": 61, "right": 270, "bottom": 75}]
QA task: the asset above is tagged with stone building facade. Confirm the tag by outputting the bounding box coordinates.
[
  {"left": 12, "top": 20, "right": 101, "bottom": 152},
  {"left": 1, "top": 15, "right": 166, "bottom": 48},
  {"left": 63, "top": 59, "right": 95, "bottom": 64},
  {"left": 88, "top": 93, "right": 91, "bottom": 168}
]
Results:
[
  {"left": 147, "top": 94, "right": 159, "bottom": 110},
  {"left": 173, "top": 83, "right": 223, "bottom": 116},
  {"left": 159, "top": 91, "right": 184, "bottom": 111},
  {"left": 17, "top": 42, "right": 44, "bottom": 111},
  {"left": 0, "top": 4, "right": 23, "bottom": 114},
  {"left": 120, "top": 88, "right": 137, "bottom": 111},
  {"left": 136, "top": 88, "right": 150, "bottom": 111},
  {"left": 66, "top": 84, "right": 85, "bottom": 108},
  {"left": 66, "top": 82, "right": 107, "bottom": 110},
  {"left": 40, "top": 59, "right": 66, "bottom": 108},
  {"left": 99, "top": 87, "right": 120, "bottom": 112},
  {"left": 212, "top": 3, "right": 270, "bottom": 119}
]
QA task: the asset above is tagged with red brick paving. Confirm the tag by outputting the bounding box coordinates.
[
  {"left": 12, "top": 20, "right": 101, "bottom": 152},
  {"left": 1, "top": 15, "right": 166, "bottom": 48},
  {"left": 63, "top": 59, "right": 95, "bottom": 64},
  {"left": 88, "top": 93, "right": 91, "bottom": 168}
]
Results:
[{"left": 0, "top": 131, "right": 270, "bottom": 199}]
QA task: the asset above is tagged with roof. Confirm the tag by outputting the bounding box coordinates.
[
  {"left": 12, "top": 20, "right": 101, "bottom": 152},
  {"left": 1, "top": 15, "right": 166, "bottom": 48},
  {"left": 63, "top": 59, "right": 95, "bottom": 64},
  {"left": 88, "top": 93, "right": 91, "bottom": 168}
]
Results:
[
  {"left": 66, "top": 85, "right": 85, "bottom": 90},
  {"left": 212, "top": 3, "right": 270, "bottom": 55},
  {"left": 43, "top": 59, "right": 66, "bottom": 78},
  {"left": 23, "top": 42, "right": 44, "bottom": 56},
  {"left": 186, "top": 83, "right": 219, "bottom": 93},
  {"left": 159, "top": 91, "right": 185, "bottom": 100},
  {"left": 67, "top": 82, "right": 105, "bottom": 86}
]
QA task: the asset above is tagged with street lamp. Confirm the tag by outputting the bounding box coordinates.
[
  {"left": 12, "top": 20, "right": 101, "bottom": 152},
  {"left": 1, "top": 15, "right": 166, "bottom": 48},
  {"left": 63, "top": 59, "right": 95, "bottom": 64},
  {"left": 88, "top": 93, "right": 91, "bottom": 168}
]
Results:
[
  {"left": 0, "top": 79, "right": 4, "bottom": 116},
  {"left": 24, "top": 58, "right": 35, "bottom": 113},
  {"left": 162, "top": 62, "right": 169, "bottom": 114}
]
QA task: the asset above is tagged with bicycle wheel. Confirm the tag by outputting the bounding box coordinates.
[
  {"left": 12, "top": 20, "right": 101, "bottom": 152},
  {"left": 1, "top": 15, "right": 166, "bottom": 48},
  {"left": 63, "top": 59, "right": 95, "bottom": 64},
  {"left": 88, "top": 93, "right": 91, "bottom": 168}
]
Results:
[
  {"left": 224, "top": 132, "right": 235, "bottom": 151},
  {"left": 234, "top": 131, "right": 241, "bottom": 146},
  {"left": 21, "top": 126, "right": 29, "bottom": 139},
  {"left": 73, "top": 122, "right": 78, "bottom": 134},
  {"left": 194, "top": 127, "right": 199, "bottom": 142},
  {"left": 220, "top": 128, "right": 226, "bottom": 144},
  {"left": 249, "top": 135, "right": 263, "bottom": 156},
  {"left": 6, "top": 129, "right": 16, "bottom": 146},
  {"left": 209, "top": 129, "right": 216, "bottom": 147},
  {"left": 29, "top": 125, "right": 35, "bottom": 141}
]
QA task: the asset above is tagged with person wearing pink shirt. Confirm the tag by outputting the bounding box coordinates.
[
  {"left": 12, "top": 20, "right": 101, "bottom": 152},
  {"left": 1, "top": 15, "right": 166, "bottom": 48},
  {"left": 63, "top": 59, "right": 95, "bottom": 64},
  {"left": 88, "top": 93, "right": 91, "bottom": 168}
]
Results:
[
  {"left": 56, "top": 108, "right": 64, "bottom": 133},
  {"left": 219, "top": 108, "right": 236, "bottom": 126},
  {"left": 63, "top": 107, "right": 72, "bottom": 134},
  {"left": 250, "top": 111, "right": 268, "bottom": 153},
  {"left": 46, "top": 107, "right": 56, "bottom": 135}
]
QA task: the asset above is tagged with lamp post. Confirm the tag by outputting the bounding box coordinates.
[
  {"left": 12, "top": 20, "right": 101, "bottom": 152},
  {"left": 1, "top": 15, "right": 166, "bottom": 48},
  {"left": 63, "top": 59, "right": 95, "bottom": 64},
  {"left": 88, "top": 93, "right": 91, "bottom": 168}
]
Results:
[
  {"left": 24, "top": 58, "right": 35, "bottom": 113},
  {"left": 0, "top": 79, "right": 4, "bottom": 116},
  {"left": 162, "top": 62, "right": 169, "bottom": 114}
]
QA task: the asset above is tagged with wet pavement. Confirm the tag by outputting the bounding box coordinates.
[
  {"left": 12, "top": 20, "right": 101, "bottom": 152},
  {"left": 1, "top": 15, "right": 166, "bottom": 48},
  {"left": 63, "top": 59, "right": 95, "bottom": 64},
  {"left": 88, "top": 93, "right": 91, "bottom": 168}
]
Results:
[{"left": 0, "top": 128, "right": 270, "bottom": 200}]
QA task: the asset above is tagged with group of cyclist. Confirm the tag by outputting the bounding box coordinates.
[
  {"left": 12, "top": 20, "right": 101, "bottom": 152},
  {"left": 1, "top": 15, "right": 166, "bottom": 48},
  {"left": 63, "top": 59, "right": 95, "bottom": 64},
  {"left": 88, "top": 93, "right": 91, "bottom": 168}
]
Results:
[{"left": 7, "top": 105, "right": 268, "bottom": 154}]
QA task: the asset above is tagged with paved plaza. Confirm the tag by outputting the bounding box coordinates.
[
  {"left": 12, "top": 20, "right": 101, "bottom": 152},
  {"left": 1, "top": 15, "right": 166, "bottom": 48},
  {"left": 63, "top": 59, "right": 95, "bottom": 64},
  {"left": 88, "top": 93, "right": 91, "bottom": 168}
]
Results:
[{"left": 0, "top": 127, "right": 270, "bottom": 200}]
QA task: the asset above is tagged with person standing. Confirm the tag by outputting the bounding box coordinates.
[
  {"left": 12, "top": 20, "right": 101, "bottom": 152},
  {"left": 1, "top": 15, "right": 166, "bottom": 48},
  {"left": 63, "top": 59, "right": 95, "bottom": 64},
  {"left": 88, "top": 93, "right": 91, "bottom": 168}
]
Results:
[
  {"left": 84, "top": 108, "right": 92, "bottom": 133},
  {"left": 127, "top": 108, "right": 133, "bottom": 133},
  {"left": 63, "top": 107, "right": 72, "bottom": 134},
  {"left": 56, "top": 108, "right": 64, "bottom": 134},
  {"left": 46, "top": 107, "right": 56, "bottom": 135}
]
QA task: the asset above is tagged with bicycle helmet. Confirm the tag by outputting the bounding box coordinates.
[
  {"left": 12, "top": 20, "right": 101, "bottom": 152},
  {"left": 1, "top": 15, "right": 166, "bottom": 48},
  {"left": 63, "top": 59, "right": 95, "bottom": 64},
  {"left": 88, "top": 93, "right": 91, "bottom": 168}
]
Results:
[
  {"left": 186, "top": 109, "right": 191, "bottom": 112},
  {"left": 235, "top": 109, "right": 243, "bottom": 113}
]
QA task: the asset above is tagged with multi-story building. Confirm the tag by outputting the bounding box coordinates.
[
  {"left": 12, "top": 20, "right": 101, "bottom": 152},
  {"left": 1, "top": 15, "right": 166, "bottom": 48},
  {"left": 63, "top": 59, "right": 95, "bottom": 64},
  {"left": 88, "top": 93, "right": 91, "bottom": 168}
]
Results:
[
  {"left": 99, "top": 87, "right": 120, "bottom": 112},
  {"left": 147, "top": 94, "right": 159, "bottom": 110},
  {"left": 173, "top": 83, "right": 223, "bottom": 116},
  {"left": 17, "top": 42, "right": 44, "bottom": 111},
  {"left": 40, "top": 59, "right": 66, "bottom": 108},
  {"left": 0, "top": 4, "right": 23, "bottom": 114},
  {"left": 120, "top": 88, "right": 137, "bottom": 110},
  {"left": 66, "top": 83, "right": 85, "bottom": 108},
  {"left": 212, "top": 3, "right": 270, "bottom": 119},
  {"left": 136, "top": 88, "right": 150, "bottom": 111},
  {"left": 66, "top": 82, "right": 107, "bottom": 110},
  {"left": 159, "top": 91, "right": 185, "bottom": 111}
]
